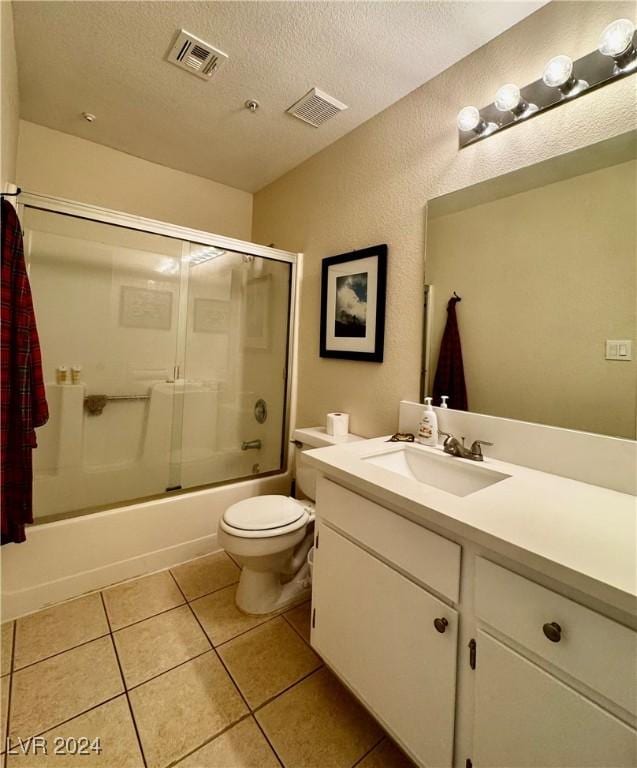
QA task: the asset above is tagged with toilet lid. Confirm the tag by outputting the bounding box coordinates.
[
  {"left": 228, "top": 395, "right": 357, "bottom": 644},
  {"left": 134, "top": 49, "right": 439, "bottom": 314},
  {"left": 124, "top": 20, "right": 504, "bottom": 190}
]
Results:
[{"left": 223, "top": 495, "right": 305, "bottom": 531}]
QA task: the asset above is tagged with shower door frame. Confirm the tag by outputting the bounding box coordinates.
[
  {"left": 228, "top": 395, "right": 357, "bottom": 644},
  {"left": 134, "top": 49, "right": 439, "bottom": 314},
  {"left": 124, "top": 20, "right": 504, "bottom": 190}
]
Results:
[{"left": 19, "top": 191, "right": 300, "bottom": 503}]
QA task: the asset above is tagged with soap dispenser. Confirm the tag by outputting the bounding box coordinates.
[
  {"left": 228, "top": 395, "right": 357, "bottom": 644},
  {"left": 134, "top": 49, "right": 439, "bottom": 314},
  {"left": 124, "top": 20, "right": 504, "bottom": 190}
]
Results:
[{"left": 416, "top": 397, "right": 438, "bottom": 446}]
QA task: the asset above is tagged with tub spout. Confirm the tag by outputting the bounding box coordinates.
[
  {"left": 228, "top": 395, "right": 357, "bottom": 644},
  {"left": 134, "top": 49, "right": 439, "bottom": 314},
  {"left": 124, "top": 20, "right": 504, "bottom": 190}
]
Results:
[{"left": 241, "top": 439, "right": 262, "bottom": 451}]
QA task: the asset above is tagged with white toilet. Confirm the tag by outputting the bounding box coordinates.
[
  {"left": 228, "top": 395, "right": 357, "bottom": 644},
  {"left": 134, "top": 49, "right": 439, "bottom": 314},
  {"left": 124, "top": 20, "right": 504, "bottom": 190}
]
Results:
[{"left": 218, "top": 428, "right": 360, "bottom": 615}]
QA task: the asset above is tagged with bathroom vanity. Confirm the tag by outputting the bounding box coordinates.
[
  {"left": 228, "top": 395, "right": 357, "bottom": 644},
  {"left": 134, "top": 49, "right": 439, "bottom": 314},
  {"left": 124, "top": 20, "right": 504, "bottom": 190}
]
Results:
[{"left": 304, "top": 412, "right": 637, "bottom": 768}]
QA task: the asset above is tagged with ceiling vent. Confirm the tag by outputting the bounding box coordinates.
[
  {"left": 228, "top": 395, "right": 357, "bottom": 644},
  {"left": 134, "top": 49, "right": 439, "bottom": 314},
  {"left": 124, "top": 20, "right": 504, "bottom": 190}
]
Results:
[
  {"left": 287, "top": 87, "right": 348, "bottom": 127},
  {"left": 167, "top": 30, "right": 228, "bottom": 81}
]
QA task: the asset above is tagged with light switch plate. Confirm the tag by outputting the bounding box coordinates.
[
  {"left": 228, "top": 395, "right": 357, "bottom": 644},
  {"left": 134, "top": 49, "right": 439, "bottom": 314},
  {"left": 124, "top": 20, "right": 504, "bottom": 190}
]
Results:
[{"left": 605, "top": 340, "right": 632, "bottom": 361}]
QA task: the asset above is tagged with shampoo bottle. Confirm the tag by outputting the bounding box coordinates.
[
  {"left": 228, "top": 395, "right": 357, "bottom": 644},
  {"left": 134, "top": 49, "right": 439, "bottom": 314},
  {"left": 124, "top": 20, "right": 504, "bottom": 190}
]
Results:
[{"left": 416, "top": 397, "right": 438, "bottom": 446}]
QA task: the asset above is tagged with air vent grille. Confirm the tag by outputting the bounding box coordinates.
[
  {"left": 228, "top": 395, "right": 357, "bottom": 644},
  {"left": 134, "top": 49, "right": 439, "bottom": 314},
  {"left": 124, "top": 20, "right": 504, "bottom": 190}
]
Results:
[
  {"left": 287, "top": 87, "right": 348, "bottom": 127},
  {"left": 167, "top": 30, "right": 228, "bottom": 81}
]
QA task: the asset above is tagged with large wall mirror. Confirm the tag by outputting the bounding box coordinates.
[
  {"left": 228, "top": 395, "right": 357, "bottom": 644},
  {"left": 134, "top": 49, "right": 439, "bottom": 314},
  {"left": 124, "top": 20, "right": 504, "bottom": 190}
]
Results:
[{"left": 423, "top": 131, "right": 636, "bottom": 440}]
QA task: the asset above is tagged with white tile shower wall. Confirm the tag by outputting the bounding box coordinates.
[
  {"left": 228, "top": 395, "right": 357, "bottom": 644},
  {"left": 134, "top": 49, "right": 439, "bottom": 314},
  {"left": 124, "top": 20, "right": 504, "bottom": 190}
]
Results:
[{"left": 399, "top": 401, "right": 637, "bottom": 495}]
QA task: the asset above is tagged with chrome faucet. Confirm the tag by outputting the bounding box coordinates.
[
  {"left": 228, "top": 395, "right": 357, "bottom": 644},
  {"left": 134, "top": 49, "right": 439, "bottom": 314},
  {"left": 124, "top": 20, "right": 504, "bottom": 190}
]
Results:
[
  {"left": 241, "top": 439, "right": 262, "bottom": 451},
  {"left": 439, "top": 432, "right": 493, "bottom": 462}
]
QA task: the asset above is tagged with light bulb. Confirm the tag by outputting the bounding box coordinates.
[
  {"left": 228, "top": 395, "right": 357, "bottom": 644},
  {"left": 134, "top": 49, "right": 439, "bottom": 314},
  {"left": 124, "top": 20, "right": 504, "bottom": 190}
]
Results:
[
  {"left": 494, "top": 83, "right": 521, "bottom": 112},
  {"left": 598, "top": 18, "right": 635, "bottom": 57},
  {"left": 456, "top": 106, "right": 481, "bottom": 132},
  {"left": 542, "top": 55, "right": 573, "bottom": 87}
]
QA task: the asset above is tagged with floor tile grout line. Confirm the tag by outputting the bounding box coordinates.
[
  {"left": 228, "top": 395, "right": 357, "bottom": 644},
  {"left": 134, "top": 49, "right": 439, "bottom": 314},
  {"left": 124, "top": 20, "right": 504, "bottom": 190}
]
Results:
[
  {"left": 107, "top": 600, "right": 187, "bottom": 634},
  {"left": 280, "top": 606, "right": 312, "bottom": 647},
  {"left": 224, "top": 551, "right": 241, "bottom": 569},
  {"left": 2, "top": 621, "right": 17, "bottom": 768},
  {"left": 252, "top": 663, "right": 325, "bottom": 715},
  {"left": 169, "top": 568, "right": 296, "bottom": 768},
  {"left": 166, "top": 571, "right": 275, "bottom": 768},
  {"left": 170, "top": 565, "right": 322, "bottom": 768},
  {"left": 10, "top": 631, "right": 111, "bottom": 675},
  {"left": 170, "top": 551, "right": 240, "bottom": 603},
  {"left": 173, "top": 576, "right": 252, "bottom": 728},
  {"left": 199, "top": 609, "right": 322, "bottom": 713},
  {"left": 212, "top": 612, "right": 281, "bottom": 650},
  {"left": 108, "top": 607, "right": 221, "bottom": 683},
  {"left": 125, "top": 648, "right": 214, "bottom": 693},
  {"left": 179, "top": 578, "right": 240, "bottom": 605},
  {"left": 5, "top": 691, "right": 125, "bottom": 745},
  {"left": 250, "top": 713, "right": 286, "bottom": 768},
  {"left": 99, "top": 592, "right": 148, "bottom": 768},
  {"left": 163, "top": 712, "right": 254, "bottom": 768},
  {"left": 351, "top": 736, "right": 386, "bottom": 768}
]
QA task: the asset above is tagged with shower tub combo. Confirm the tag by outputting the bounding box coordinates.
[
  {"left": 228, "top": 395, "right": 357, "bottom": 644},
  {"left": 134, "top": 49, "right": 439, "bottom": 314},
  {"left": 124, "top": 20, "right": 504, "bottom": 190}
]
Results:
[{"left": 2, "top": 194, "right": 299, "bottom": 619}]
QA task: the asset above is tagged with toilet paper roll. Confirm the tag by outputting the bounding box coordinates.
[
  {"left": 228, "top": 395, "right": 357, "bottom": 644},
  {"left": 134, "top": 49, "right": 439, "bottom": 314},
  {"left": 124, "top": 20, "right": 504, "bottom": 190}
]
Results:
[{"left": 326, "top": 412, "right": 349, "bottom": 436}]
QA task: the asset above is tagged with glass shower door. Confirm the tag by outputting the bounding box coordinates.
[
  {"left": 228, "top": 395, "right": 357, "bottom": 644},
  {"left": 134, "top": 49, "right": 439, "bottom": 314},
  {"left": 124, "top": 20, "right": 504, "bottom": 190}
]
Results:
[
  {"left": 24, "top": 207, "right": 185, "bottom": 521},
  {"left": 174, "top": 243, "right": 292, "bottom": 490},
  {"left": 24, "top": 203, "right": 295, "bottom": 521}
]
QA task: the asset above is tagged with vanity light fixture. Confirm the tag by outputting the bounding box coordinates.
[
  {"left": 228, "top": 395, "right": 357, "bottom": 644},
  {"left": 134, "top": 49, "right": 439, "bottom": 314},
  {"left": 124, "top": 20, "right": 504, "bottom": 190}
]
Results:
[
  {"left": 456, "top": 106, "right": 497, "bottom": 137},
  {"left": 494, "top": 83, "right": 537, "bottom": 118},
  {"left": 542, "top": 55, "right": 589, "bottom": 97},
  {"left": 457, "top": 17, "right": 636, "bottom": 148},
  {"left": 456, "top": 106, "right": 482, "bottom": 132},
  {"left": 598, "top": 18, "right": 637, "bottom": 71}
]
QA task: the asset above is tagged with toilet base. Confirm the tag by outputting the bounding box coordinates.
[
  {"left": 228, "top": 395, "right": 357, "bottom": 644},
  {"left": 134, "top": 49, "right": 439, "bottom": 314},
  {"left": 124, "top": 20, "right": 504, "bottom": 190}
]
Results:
[{"left": 235, "top": 561, "right": 312, "bottom": 615}]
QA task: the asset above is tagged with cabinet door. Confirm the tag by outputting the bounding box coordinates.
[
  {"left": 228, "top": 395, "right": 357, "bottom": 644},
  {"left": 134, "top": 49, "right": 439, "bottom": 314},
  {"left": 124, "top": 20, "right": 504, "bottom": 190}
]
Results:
[
  {"left": 473, "top": 631, "right": 637, "bottom": 768},
  {"left": 311, "top": 522, "right": 458, "bottom": 768}
]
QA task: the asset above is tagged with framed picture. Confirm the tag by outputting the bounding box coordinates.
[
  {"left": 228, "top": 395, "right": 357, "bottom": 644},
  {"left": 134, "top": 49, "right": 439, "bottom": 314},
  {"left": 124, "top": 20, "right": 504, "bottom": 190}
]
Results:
[
  {"left": 193, "top": 298, "right": 230, "bottom": 333},
  {"left": 120, "top": 286, "right": 173, "bottom": 330},
  {"left": 320, "top": 244, "right": 387, "bottom": 362}
]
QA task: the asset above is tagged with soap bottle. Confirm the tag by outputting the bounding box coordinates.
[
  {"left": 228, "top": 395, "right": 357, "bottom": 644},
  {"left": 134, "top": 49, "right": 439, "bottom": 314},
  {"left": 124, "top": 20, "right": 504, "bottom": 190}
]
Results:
[
  {"left": 416, "top": 397, "right": 438, "bottom": 446},
  {"left": 440, "top": 395, "right": 449, "bottom": 408}
]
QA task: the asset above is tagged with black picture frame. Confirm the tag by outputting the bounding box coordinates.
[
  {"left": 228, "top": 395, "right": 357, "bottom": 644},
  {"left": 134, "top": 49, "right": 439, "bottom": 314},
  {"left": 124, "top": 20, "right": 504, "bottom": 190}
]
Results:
[{"left": 319, "top": 244, "right": 387, "bottom": 362}]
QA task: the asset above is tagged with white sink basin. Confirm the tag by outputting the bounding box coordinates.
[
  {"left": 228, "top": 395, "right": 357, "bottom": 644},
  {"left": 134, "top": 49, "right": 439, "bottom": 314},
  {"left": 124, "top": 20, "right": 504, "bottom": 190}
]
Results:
[{"left": 363, "top": 446, "right": 510, "bottom": 497}]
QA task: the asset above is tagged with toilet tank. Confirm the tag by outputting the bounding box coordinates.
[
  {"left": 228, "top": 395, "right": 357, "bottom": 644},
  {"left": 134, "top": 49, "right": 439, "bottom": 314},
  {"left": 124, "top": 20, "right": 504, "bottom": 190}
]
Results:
[{"left": 292, "top": 427, "right": 363, "bottom": 501}]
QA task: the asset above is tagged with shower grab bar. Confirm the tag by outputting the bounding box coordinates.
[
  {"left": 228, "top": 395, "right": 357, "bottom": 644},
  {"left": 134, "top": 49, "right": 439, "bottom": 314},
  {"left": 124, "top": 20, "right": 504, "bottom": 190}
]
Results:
[
  {"left": 85, "top": 394, "right": 150, "bottom": 402},
  {"left": 84, "top": 393, "right": 150, "bottom": 416}
]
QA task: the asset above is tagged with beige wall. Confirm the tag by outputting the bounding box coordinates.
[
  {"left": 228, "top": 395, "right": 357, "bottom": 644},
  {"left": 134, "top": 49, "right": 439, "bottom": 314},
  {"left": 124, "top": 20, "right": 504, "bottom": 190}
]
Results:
[
  {"left": 1, "top": 0, "right": 19, "bottom": 188},
  {"left": 17, "top": 120, "right": 253, "bottom": 239},
  {"left": 252, "top": 0, "right": 637, "bottom": 438},
  {"left": 427, "top": 159, "right": 636, "bottom": 440}
]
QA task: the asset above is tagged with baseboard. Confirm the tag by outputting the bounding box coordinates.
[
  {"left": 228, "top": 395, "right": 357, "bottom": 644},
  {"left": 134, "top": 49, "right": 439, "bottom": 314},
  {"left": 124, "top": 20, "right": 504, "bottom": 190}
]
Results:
[{"left": 1, "top": 533, "right": 220, "bottom": 621}]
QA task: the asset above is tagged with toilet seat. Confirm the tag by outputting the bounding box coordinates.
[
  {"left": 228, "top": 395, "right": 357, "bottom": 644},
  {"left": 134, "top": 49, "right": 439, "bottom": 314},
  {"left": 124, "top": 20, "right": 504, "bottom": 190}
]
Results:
[{"left": 220, "top": 495, "right": 314, "bottom": 539}]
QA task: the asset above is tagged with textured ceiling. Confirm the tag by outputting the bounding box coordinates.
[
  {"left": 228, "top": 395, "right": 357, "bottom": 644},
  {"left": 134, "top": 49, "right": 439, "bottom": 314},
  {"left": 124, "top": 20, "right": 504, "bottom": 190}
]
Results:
[{"left": 13, "top": 1, "right": 546, "bottom": 192}]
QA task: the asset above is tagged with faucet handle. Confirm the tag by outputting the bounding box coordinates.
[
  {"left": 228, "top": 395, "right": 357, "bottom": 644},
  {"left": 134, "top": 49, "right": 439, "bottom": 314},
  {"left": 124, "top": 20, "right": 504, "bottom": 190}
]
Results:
[
  {"left": 439, "top": 430, "right": 453, "bottom": 445},
  {"left": 470, "top": 439, "right": 493, "bottom": 459}
]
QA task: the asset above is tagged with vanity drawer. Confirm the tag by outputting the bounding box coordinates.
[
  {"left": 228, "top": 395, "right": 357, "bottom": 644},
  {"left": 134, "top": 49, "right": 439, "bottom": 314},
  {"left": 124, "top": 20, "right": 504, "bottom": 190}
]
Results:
[
  {"left": 316, "top": 476, "right": 461, "bottom": 602},
  {"left": 475, "top": 557, "right": 637, "bottom": 716}
]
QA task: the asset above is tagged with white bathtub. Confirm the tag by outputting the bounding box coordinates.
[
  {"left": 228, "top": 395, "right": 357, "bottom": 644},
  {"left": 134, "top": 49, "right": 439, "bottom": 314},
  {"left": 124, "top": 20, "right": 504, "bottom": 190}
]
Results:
[{"left": 1, "top": 471, "right": 291, "bottom": 620}]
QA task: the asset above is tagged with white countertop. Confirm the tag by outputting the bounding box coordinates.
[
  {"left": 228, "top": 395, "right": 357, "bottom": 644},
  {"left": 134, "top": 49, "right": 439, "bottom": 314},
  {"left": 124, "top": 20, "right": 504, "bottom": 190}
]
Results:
[{"left": 304, "top": 437, "right": 637, "bottom": 615}]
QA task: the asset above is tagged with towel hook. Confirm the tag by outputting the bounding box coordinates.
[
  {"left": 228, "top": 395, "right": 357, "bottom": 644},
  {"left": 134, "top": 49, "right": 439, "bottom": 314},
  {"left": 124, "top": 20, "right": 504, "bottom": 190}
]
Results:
[{"left": 452, "top": 291, "right": 462, "bottom": 301}]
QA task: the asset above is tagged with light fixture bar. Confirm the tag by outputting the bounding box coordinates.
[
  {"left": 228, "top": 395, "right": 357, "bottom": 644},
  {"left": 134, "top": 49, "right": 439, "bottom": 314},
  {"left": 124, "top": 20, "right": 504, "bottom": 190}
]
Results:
[{"left": 458, "top": 27, "right": 636, "bottom": 149}]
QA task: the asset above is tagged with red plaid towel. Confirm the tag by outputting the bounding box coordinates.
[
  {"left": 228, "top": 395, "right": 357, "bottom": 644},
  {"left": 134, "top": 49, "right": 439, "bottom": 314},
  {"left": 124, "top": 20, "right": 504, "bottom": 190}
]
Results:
[{"left": 1, "top": 198, "right": 48, "bottom": 544}]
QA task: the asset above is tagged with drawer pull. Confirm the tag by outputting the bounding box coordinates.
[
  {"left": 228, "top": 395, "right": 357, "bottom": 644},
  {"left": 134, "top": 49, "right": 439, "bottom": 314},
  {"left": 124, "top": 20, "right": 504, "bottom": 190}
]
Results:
[
  {"left": 542, "top": 621, "right": 562, "bottom": 643},
  {"left": 434, "top": 617, "right": 449, "bottom": 634}
]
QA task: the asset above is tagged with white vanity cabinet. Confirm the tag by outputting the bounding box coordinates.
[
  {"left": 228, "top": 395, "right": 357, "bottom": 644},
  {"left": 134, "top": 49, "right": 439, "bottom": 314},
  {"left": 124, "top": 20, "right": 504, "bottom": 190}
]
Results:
[
  {"left": 473, "top": 557, "right": 637, "bottom": 768},
  {"left": 472, "top": 631, "right": 637, "bottom": 768},
  {"left": 311, "top": 480, "right": 460, "bottom": 768},
  {"left": 310, "top": 475, "right": 637, "bottom": 768}
]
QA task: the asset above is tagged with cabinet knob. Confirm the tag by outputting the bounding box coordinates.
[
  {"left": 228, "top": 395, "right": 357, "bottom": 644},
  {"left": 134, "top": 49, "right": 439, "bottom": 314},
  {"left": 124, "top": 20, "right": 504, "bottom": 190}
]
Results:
[
  {"left": 542, "top": 621, "right": 562, "bottom": 643},
  {"left": 434, "top": 617, "right": 449, "bottom": 634}
]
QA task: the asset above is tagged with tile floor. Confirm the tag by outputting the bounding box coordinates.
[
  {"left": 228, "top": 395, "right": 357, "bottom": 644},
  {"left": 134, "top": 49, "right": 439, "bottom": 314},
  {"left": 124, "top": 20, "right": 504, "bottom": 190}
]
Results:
[{"left": 0, "top": 551, "right": 415, "bottom": 768}]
